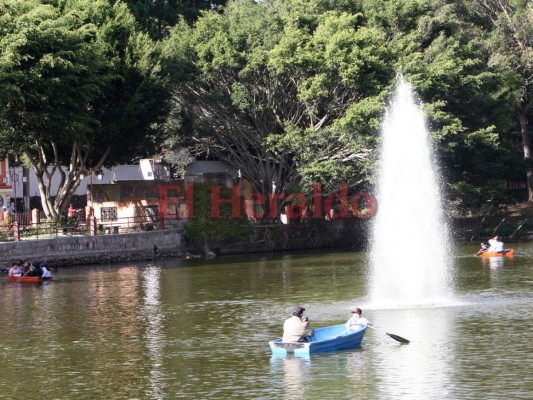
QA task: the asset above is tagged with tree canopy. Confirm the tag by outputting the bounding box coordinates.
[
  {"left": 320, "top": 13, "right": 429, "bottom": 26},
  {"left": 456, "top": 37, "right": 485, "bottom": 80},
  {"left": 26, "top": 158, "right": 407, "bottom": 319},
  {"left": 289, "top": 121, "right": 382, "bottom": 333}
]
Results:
[
  {"left": 162, "top": 0, "right": 528, "bottom": 212},
  {"left": 0, "top": 0, "right": 531, "bottom": 220},
  {"left": 0, "top": 0, "right": 169, "bottom": 218}
]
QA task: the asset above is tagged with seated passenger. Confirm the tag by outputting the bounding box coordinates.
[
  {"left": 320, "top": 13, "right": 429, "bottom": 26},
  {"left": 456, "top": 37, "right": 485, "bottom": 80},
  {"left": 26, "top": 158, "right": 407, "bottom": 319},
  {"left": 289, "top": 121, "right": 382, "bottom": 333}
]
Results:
[
  {"left": 23, "top": 263, "right": 39, "bottom": 277},
  {"left": 282, "top": 306, "right": 313, "bottom": 343},
  {"left": 487, "top": 236, "right": 504, "bottom": 253},
  {"left": 8, "top": 262, "right": 21, "bottom": 277},
  {"left": 41, "top": 262, "right": 52, "bottom": 280},
  {"left": 345, "top": 307, "right": 372, "bottom": 330},
  {"left": 476, "top": 243, "right": 489, "bottom": 256},
  {"left": 19, "top": 261, "right": 30, "bottom": 276}
]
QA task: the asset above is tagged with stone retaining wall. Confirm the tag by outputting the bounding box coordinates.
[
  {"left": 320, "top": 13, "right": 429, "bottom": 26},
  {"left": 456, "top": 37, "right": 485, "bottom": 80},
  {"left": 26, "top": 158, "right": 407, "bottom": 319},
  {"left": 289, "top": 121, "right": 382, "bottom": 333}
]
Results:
[
  {"left": 187, "top": 219, "right": 370, "bottom": 256},
  {"left": 0, "top": 229, "right": 184, "bottom": 268},
  {"left": 0, "top": 219, "right": 372, "bottom": 268}
]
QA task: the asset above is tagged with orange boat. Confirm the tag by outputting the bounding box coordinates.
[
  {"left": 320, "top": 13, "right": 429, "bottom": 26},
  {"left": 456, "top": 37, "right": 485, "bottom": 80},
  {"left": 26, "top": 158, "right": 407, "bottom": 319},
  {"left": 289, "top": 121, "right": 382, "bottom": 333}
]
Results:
[
  {"left": 481, "top": 249, "right": 514, "bottom": 257},
  {"left": 9, "top": 276, "right": 53, "bottom": 283}
]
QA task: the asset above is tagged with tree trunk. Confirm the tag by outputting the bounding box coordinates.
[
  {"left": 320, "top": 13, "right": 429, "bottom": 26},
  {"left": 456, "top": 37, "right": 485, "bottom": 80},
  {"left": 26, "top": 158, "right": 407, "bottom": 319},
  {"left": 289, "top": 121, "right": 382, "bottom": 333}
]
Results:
[
  {"left": 518, "top": 107, "right": 533, "bottom": 202},
  {"left": 25, "top": 142, "right": 110, "bottom": 221}
]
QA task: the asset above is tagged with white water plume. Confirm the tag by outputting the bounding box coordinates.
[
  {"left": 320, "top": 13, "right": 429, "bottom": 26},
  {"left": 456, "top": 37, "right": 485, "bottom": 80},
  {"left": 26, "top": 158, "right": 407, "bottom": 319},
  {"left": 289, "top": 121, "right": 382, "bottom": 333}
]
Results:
[{"left": 370, "top": 78, "right": 453, "bottom": 307}]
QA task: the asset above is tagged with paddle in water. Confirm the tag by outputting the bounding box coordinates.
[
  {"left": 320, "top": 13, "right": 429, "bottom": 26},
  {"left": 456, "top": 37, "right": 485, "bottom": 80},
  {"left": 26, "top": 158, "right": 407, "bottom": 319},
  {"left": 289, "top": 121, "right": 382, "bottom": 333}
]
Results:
[
  {"left": 386, "top": 332, "right": 410, "bottom": 344},
  {"left": 367, "top": 325, "right": 410, "bottom": 344}
]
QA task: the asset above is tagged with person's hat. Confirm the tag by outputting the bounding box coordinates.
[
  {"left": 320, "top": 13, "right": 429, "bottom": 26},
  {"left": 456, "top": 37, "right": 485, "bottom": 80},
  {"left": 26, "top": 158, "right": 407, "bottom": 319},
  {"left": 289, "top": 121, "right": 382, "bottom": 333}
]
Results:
[
  {"left": 351, "top": 307, "right": 362, "bottom": 314},
  {"left": 292, "top": 305, "right": 305, "bottom": 316}
]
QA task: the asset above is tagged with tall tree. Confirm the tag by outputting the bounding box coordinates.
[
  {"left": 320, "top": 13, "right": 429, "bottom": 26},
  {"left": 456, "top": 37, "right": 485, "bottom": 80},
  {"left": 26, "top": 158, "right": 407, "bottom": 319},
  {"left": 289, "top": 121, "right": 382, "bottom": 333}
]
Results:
[
  {"left": 0, "top": 0, "right": 169, "bottom": 219},
  {"left": 163, "top": 0, "right": 523, "bottom": 212},
  {"left": 164, "top": 0, "right": 393, "bottom": 199},
  {"left": 361, "top": 0, "right": 521, "bottom": 209},
  {"left": 468, "top": 0, "right": 533, "bottom": 200}
]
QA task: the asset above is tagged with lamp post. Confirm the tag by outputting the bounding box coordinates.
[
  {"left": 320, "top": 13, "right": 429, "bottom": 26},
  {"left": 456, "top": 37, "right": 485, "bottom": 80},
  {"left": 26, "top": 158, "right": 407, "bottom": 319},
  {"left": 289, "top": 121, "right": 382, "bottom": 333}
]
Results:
[
  {"left": 81, "top": 168, "right": 103, "bottom": 205},
  {"left": 10, "top": 169, "right": 27, "bottom": 213}
]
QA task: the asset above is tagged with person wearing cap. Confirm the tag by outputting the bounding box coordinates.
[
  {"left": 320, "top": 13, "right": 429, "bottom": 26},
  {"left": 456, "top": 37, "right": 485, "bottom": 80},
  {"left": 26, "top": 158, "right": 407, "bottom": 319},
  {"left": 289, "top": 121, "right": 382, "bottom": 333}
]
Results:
[
  {"left": 282, "top": 305, "right": 314, "bottom": 343},
  {"left": 487, "top": 236, "right": 504, "bottom": 253},
  {"left": 345, "top": 307, "right": 371, "bottom": 330}
]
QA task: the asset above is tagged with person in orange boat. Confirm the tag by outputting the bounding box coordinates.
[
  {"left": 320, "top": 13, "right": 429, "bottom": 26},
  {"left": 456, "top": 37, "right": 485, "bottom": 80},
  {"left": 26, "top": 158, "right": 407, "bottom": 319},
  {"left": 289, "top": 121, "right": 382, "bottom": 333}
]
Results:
[
  {"left": 476, "top": 242, "right": 489, "bottom": 256},
  {"left": 8, "top": 262, "right": 21, "bottom": 278},
  {"left": 282, "top": 306, "right": 314, "bottom": 343},
  {"left": 23, "top": 262, "right": 40, "bottom": 277},
  {"left": 41, "top": 261, "right": 52, "bottom": 280},
  {"left": 487, "top": 236, "right": 504, "bottom": 253}
]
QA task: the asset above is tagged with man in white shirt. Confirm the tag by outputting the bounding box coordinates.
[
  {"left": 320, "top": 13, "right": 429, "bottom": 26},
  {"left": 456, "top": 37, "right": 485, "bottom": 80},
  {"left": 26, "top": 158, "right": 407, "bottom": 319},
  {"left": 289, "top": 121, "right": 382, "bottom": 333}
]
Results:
[{"left": 487, "top": 236, "right": 504, "bottom": 252}]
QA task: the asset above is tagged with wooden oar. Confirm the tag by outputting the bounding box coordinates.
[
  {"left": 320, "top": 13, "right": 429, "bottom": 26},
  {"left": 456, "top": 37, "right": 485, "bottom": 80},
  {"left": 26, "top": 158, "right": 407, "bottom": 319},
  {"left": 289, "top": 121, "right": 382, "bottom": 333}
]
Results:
[{"left": 367, "top": 325, "right": 410, "bottom": 344}]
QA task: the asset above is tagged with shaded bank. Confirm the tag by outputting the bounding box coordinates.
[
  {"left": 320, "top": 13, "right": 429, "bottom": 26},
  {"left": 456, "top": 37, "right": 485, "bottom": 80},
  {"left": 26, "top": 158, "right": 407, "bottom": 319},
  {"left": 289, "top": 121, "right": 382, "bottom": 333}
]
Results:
[
  {"left": 0, "top": 219, "right": 369, "bottom": 268},
  {"left": 0, "top": 214, "right": 530, "bottom": 268},
  {"left": 452, "top": 212, "right": 533, "bottom": 243}
]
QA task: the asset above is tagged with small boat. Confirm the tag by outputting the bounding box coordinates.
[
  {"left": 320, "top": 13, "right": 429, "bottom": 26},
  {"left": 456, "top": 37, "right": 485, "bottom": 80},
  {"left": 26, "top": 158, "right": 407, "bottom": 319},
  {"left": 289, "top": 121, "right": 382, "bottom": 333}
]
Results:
[
  {"left": 269, "top": 323, "right": 366, "bottom": 355},
  {"left": 9, "top": 276, "right": 53, "bottom": 283},
  {"left": 481, "top": 249, "right": 514, "bottom": 257}
]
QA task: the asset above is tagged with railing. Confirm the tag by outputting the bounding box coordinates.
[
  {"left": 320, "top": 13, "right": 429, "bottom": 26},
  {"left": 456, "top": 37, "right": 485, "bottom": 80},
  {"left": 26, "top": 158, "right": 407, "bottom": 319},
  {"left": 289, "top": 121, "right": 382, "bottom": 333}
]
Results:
[
  {"left": 95, "top": 213, "right": 184, "bottom": 235},
  {"left": 1, "top": 213, "right": 185, "bottom": 242}
]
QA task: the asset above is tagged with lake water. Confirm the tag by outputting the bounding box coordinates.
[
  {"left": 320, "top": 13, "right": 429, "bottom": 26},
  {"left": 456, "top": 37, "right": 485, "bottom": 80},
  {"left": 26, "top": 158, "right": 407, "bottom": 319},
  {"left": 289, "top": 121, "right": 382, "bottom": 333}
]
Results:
[{"left": 0, "top": 243, "right": 531, "bottom": 399}]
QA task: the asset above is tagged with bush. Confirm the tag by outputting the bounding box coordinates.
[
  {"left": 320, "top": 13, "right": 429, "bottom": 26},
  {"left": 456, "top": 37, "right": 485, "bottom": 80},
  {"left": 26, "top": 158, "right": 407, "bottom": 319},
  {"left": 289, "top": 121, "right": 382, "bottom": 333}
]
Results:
[{"left": 184, "top": 183, "right": 252, "bottom": 244}]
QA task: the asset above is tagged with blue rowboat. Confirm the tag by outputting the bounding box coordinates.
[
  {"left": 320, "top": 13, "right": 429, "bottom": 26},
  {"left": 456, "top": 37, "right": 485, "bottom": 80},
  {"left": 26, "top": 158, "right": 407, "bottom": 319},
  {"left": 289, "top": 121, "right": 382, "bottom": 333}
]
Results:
[{"left": 269, "top": 323, "right": 366, "bottom": 355}]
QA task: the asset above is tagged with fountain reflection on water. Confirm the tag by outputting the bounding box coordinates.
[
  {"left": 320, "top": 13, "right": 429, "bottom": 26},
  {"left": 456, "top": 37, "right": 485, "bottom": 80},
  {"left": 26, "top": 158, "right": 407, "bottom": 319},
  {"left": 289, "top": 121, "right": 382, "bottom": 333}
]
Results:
[
  {"left": 142, "top": 266, "right": 166, "bottom": 399},
  {"left": 370, "top": 78, "right": 453, "bottom": 308}
]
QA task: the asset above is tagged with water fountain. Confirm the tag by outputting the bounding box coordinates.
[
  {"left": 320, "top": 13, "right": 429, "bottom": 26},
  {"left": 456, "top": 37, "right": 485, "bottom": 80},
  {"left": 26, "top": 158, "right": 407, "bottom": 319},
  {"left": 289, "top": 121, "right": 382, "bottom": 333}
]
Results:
[{"left": 370, "top": 78, "right": 453, "bottom": 307}]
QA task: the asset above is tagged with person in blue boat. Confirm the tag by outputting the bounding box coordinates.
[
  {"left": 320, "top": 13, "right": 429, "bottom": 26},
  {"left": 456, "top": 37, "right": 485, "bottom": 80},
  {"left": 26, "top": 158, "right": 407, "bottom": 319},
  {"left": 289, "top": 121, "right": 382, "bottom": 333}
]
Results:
[
  {"left": 487, "top": 236, "right": 504, "bottom": 253},
  {"left": 345, "top": 307, "right": 372, "bottom": 330},
  {"left": 282, "top": 306, "right": 314, "bottom": 343}
]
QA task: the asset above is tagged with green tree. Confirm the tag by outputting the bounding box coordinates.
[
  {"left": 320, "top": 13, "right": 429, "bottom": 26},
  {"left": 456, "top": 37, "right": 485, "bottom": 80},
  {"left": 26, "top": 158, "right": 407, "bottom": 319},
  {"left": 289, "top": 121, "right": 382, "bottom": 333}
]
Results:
[
  {"left": 467, "top": 0, "right": 533, "bottom": 201},
  {"left": 164, "top": 0, "right": 393, "bottom": 202},
  {"left": 124, "top": 0, "right": 228, "bottom": 39},
  {"left": 362, "top": 0, "right": 521, "bottom": 208},
  {"left": 163, "top": 0, "right": 525, "bottom": 213},
  {"left": 0, "top": 0, "right": 169, "bottom": 220},
  {"left": 183, "top": 182, "right": 251, "bottom": 247}
]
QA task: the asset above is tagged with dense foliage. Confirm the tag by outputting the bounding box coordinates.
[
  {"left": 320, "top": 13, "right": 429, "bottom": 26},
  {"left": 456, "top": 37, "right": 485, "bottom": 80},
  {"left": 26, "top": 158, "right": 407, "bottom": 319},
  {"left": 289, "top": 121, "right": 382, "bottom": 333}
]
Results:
[
  {"left": 0, "top": 0, "right": 531, "bottom": 220},
  {"left": 183, "top": 183, "right": 252, "bottom": 243},
  {"left": 162, "top": 0, "right": 531, "bottom": 212},
  {"left": 0, "top": 0, "right": 170, "bottom": 218}
]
